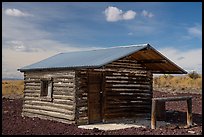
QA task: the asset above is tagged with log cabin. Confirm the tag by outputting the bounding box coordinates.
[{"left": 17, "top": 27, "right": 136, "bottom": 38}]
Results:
[{"left": 18, "top": 43, "right": 187, "bottom": 125}]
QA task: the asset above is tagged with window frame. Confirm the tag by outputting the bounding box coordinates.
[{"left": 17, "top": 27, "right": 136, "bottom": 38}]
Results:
[{"left": 40, "top": 77, "right": 53, "bottom": 101}]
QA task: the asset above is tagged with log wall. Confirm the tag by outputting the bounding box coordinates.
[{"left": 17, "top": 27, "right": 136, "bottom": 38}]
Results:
[
  {"left": 103, "top": 58, "right": 153, "bottom": 121},
  {"left": 75, "top": 56, "right": 153, "bottom": 123},
  {"left": 75, "top": 70, "right": 89, "bottom": 125},
  {"left": 22, "top": 70, "right": 76, "bottom": 124}
]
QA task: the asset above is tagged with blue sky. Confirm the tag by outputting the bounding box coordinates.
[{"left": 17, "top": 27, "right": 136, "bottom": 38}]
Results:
[{"left": 2, "top": 2, "right": 202, "bottom": 78}]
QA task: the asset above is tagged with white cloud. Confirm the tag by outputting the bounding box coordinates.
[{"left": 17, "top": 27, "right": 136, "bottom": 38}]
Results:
[
  {"left": 188, "top": 24, "right": 202, "bottom": 39},
  {"left": 141, "top": 10, "right": 154, "bottom": 18},
  {"left": 104, "top": 6, "right": 136, "bottom": 22},
  {"left": 123, "top": 10, "right": 137, "bottom": 20},
  {"left": 2, "top": 7, "right": 97, "bottom": 79},
  {"left": 4, "top": 8, "right": 33, "bottom": 17},
  {"left": 128, "top": 32, "right": 133, "bottom": 36},
  {"left": 158, "top": 47, "right": 202, "bottom": 74}
]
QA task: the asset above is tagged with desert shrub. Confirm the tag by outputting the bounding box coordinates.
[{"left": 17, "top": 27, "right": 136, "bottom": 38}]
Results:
[{"left": 188, "top": 71, "right": 200, "bottom": 79}]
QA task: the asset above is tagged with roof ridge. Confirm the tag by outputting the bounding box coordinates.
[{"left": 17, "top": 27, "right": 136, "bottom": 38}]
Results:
[{"left": 61, "top": 43, "right": 149, "bottom": 54}]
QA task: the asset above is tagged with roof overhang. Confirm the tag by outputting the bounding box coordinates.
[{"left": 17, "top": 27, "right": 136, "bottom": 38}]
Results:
[{"left": 129, "top": 44, "right": 187, "bottom": 74}]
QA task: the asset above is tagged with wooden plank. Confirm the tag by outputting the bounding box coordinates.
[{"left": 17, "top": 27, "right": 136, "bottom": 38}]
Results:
[
  {"left": 25, "top": 85, "right": 41, "bottom": 90},
  {"left": 53, "top": 99, "right": 74, "bottom": 104},
  {"left": 105, "top": 88, "right": 151, "bottom": 93},
  {"left": 24, "top": 104, "right": 74, "bottom": 114},
  {"left": 53, "top": 95, "right": 75, "bottom": 101},
  {"left": 153, "top": 96, "right": 192, "bottom": 102},
  {"left": 53, "top": 87, "right": 74, "bottom": 91},
  {"left": 22, "top": 112, "right": 75, "bottom": 124},
  {"left": 187, "top": 98, "right": 192, "bottom": 127},
  {"left": 24, "top": 90, "right": 40, "bottom": 93},
  {"left": 25, "top": 80, "right": 40, "bottom": 83},
  {"left": 106, "top": 104, "right": 151, "bottom": 109},
  {"left": 23, "top": 108, "right": 75, "bottom": 120},
  {"left": 151, "top": 100, "right": 157, "bottom": 129},
  {"left": 106, "top": 86, "right": 151, "bottom": 90},
  {"left": 53, "top": 91, "right": 74, "bottom": 96},
  {"left": 24, "top": 100, "right": 74, "bottom": 109},
  {"left": 24, "top": 93, "right": 40, "bottom": 97}
]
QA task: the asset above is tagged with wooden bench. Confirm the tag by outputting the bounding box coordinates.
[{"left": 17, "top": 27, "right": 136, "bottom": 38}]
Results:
[{"left": 151, "top": 96, "right": 192, "bottom": 129}]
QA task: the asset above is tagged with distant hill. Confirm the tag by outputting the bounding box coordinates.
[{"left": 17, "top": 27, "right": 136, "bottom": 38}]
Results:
[{"left": 2, "top": 78, "right": 23, "bottom": 80}]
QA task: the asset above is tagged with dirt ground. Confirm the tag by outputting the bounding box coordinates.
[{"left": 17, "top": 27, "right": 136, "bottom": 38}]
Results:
[{"left": 2, "top": 90, "right": 202, "bottom": 135}]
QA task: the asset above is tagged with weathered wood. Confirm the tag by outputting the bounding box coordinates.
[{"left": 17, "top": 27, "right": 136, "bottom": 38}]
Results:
[
  {"left": 53, "top": 99, "right": 74, "bottom": 104},
  {"left": 22, "top": 112, "right": 75, "bottom": 124},
  {"left": 151, "top": 100, "right": 157, "bottom": 129},
  {"left": 153, "top": 96, "right": 192, "bottom": 102},
  {"left": 24, "top": 104, "right": 74, "bottom": 114},
  {"left": 24, "top": 100, "right": 74, "bottom": 109},
  {"left": 25, "top": 86, "right": 41, "bottom": 90},
  {"left": 156, "top": 101, "right": 166, "bottom": 121},
  {"left": 24, "top": 90, "right": 40, "bottom": 94},
  {"left": 151, "top": 96, "right": 193, "bottom": 129},
  {"left": 24, "top": 93, "right": 40, "bottom": 97},
  {"left": 53, "top": 95, "right": 75, "bottom": 100},
  {"left": 53, "top": 87, "right": 74, "bottom": 91},
  {"left": 53, "top": 91, "right": 74, "bottom": 96},
  {"left": 187, "top": 98, "right": 192, "bottom": 127},
  {"left": 23, "top": 108, "right": 75, "bottom": 120}
]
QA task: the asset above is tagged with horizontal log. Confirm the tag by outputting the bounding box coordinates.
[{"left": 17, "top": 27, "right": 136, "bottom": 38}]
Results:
[
  {"left": 77, "top": 112, "right": 88, "bottom": 118},
  {"left": 105, "top": 76, "right": 151, "bottom": 81},
  {"left": 105, "top": 86, "right": 151, "bottom": 90},
  {"left": 24, "top": 93, "right": 40, "bottom": 97},
  {"left": 25, "top": 83, "right": 41, "bottom": 86},
  {"left": 105, "top": 107, "right": 151, "bottom": 114},
  {"left": 77, "top": 119, "right": 88, "bottom": 125},
  {"left": 104, "top": 113, "right": 150, "bottom": 119},
  {"left": 25, "top": 86, "right": 41, "bottom": 90},
  {"left": 106, "top": 96, "right": 152, "bottom": 101},
  {"left": 110, "top": 61, "right": 142, "bottom": 67},
  {"left": 114, "top": 59, "right": 139, "bottom": 63},
  {"left": 53, "top": 87, "right": 74, "bottom": 91},
  {"left": 24, "top": 96, "right": 40, "bottom": 101},
  {"left": 106, "top": 92, "right": 152, "bottom": 97},
  {"left": 105, "top": 88, "right": 151, "bottom": 93},
  {"left": 153, "top": 96, "right": 192, "bottom": 102},
  {"left": 22, "top": 109, "right": 75, "bottom": 121},
  {"left": 105, "top": 64, "right": 144, "bottom": 70},
  {"left": 53, "top": 83, "right": 74, "bottom": 87},
  {"left": 78, "top": 107, "right": 88, "bottom": 111},
  {"left": 105, "top": 80, "right": 150, "bottom": 85},
  {"left": 106, "top": 104, "right": 151, "bottom": 110},
  {"left": 24, "top": 77, "right": 40, "bottom": 80},
  {"left": 53, "top": 99, "right": 74, "bottom": 104},
  {"left": 53, "top": 95, "right": 75, "bottom": 101},
  {"left": 24, "top": 100, "right": 74, "bottom": 109},
  {"left": 24, "top": 90, "right": 40, "bottom": 93},
  {"left": 53, "top": 91, "right": 75, "bottom": 96},
  {"left": 107, "top": 101, "right": 151, "bottom": 106},
  {"left": 53, "top": 79, "right": 75, "bottom": 83},
  {"left": 105, "top": 71, "right": 148, "bottom": 76},
  {"left": 22, "top": 112, "right": 75, "bottom": 124},
  {"left": 106, "top": 83, "right": 150, "bottom": 88},
  {"left": 24, "top": 80, "right": 40, "bottom": 83},
  {"left": 24, "top": 104, "right": 74, "bottom": 114}
]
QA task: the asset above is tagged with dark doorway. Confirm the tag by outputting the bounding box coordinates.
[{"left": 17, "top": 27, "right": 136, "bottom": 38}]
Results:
[{"left": 88, "top": 71, "right": 103, "bottom": 123}]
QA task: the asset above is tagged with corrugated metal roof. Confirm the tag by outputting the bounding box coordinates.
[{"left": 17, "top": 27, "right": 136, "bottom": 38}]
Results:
[
  {"left": 18, "top": 43, "right": 187, "bottom": 74},
  {"left": 18, "top": 44, "right": 149, "bottom": 71}
]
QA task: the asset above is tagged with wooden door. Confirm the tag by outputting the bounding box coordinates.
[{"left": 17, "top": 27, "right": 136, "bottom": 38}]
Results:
[{"left": 88, "top": 72, "right": 103, "bottom": 123}]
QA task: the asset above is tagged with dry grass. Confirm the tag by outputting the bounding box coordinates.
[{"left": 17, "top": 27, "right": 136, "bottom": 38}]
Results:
[
  {"left": 153, "top": 74, "right": 202, "bottom": 92},
  {"left": 2, "top": 80, "right": 24, "bottom": 95},
  {"left": 2, "top": 75, "right": 202, "bottom": 96}
]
